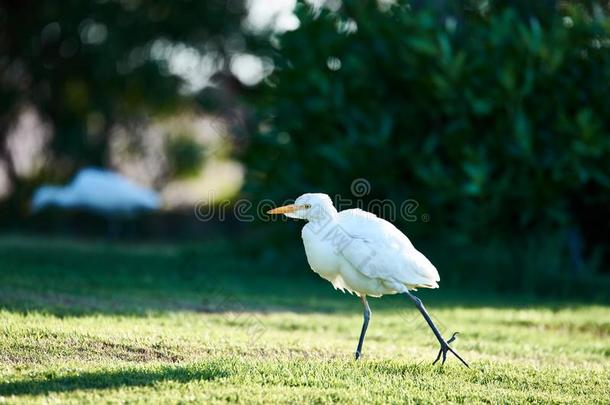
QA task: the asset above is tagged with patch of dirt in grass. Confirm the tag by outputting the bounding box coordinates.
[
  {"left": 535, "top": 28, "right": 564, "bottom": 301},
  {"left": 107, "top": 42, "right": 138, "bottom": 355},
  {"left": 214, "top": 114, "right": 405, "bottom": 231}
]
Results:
[
  {"left": 87, "top": 340, "right": 184, "bottom": 363},
  {"left": 0, "top": 333, "right": 187, "bottom": 365}
]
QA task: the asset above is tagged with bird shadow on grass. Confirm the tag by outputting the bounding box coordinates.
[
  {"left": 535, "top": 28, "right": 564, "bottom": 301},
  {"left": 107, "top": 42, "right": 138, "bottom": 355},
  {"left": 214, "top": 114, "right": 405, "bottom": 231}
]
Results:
[{"left": 0, "top": 364, "right": 229, "bottom": 397}]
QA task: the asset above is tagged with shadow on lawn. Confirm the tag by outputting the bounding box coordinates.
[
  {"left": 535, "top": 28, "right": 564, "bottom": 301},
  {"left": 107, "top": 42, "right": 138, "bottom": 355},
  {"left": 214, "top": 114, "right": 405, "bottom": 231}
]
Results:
[
  {"left": 1, "top": 236, "right": 607, "bottom": 318},
  {"left": 2, "top": 285, "right": 598, "bottom": 320},
  {"left": 0, "top": 364, "right": 229, "bottom": 396}
]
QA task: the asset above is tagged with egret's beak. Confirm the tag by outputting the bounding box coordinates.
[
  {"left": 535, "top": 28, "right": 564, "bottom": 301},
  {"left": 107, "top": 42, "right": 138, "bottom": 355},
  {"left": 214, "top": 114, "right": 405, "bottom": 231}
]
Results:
[{"left": 267, "top": 204, "right": 303, "bottom": 215}]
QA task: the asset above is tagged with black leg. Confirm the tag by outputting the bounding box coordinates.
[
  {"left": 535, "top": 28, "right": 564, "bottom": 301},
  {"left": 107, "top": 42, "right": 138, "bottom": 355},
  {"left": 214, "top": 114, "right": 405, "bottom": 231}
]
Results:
[
  {"left": 355, "top": 295, "right": 371, "bottom": 360},
  {"left": 404, "top": 291, "right": 469, "bottom": 368}
]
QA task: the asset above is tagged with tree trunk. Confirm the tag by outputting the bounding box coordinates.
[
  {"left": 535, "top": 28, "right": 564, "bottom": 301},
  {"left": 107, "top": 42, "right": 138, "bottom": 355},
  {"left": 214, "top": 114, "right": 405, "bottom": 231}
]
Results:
[{"left": 0, "top": 116, "right": 25, "bottom": 224}]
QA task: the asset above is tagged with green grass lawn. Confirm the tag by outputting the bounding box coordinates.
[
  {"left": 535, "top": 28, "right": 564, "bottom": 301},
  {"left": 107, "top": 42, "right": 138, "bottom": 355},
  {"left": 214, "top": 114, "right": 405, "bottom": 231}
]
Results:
[{"left": 0, "top": 235, "right": 609, "bottom": 404}]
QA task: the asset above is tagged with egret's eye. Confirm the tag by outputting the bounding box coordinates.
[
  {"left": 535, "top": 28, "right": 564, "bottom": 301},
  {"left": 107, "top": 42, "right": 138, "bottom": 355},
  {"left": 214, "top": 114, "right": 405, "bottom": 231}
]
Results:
[{"left": 303, "top": 204, "right": 312, "bottom": 209}]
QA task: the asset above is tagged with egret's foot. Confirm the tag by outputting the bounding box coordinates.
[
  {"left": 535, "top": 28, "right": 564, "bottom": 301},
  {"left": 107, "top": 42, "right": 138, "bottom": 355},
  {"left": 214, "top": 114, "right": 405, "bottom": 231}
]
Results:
[
  {"left": 432, "top": 332, "right": 469, "bottom": 368},
  {"left": 355, "top": 351, "right": 362, "bottom": 360}
]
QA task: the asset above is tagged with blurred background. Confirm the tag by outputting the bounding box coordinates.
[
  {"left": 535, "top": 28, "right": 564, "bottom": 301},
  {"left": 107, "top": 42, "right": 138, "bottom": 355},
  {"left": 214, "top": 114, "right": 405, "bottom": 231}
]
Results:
[{"left": 1, "top": 0, "right": 610, "bottom": 301}]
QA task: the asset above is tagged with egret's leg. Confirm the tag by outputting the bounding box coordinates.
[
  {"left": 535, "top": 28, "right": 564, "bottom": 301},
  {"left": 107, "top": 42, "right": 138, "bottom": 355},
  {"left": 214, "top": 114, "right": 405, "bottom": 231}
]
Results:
[
  {"left": 404, "top": 291, "right": 469, "bottom": 368},
  {"left": 355, "top": 295, "right": 371, "bottom": 360}
]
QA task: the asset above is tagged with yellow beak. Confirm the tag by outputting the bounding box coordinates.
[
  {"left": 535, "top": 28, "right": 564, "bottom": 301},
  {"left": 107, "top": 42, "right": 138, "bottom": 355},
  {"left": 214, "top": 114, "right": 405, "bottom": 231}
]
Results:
[{"left": 267, "top": 204, "right": 303, "bottom": 215}]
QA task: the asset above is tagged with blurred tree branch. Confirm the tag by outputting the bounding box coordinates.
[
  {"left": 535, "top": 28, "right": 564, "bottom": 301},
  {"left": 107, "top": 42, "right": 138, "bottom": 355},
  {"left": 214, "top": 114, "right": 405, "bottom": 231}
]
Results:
[{"left": 0, "top": 0, "right": 262, "bottom": 219}]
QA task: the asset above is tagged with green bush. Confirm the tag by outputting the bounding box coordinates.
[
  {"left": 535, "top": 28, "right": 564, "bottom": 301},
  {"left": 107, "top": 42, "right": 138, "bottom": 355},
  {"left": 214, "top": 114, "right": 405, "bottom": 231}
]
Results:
[
  {"left": 166, "top": 134, "right": 206, "bottom": 179},
  {"left": 245, "top": 1, "right": 610, "bottom": 272}
]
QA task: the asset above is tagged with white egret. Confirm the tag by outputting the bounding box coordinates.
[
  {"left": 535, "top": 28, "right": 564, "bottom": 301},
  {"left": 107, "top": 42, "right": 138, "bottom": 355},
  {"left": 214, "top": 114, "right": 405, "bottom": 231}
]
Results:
[
  {"left": 32, "top": 168, "right": 160, "bottom": 236},
  {"left": 267, "top": 193, "right": 468, "bottom": 367},
  {"left": 32, "top": 167, "right": 160, "bottom": 215}
]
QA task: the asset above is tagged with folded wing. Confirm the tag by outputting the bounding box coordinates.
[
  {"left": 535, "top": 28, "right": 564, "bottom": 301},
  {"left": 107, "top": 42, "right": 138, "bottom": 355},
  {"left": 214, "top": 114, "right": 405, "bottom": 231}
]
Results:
[{"left": 336, "top": 209, "right": 440, "bottom": 290}]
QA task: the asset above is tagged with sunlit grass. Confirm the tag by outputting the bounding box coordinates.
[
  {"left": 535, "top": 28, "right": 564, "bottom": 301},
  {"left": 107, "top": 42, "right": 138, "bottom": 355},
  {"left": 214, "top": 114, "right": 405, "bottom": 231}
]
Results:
[{"left": 0, "top": 236, "right": 608, "bottom": 404}]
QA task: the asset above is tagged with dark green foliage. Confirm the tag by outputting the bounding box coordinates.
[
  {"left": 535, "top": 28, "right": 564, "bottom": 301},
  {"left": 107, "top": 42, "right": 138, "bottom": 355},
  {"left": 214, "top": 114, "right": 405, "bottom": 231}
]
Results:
[
  {"left": 245, "top": 1, "right": 610, "bottom": 267},
  {"left": 166, "top": 133, "right": 205, "bottom": 179},
  {"left": 0, "top": 0, "right": 252, "bottom": 217}
]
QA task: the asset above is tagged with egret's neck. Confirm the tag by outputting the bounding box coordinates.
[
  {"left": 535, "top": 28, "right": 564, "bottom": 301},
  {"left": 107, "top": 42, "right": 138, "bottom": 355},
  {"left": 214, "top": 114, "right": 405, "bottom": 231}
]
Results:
[
  {"left": 34, "top": 186, "right": 60, "bottom": 210},
  {"left": 57, "top": 187, "right": 78, "bottom": 206},
  {"left": 305, "top": 204, "right": 338, "bottom": 225}
]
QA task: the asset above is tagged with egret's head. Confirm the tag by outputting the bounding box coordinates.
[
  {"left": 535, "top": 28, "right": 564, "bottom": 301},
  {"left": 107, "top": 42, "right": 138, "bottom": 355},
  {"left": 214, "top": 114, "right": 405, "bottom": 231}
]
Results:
[{"left": 267, "top": 193, "right": 336, "bottom": 221}]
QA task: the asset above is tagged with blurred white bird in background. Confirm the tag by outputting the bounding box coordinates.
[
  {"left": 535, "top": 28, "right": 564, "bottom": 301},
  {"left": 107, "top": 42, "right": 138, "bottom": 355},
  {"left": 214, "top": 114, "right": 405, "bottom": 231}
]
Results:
[
  {"left": 32, "top": 168, "right": 160, "bottom": 214},
  {"left": 32, "top": 168, "right": 161, "bottom": 235},
  {"left": 268, "top": 193, "right": 468, "bottom": 367}
]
